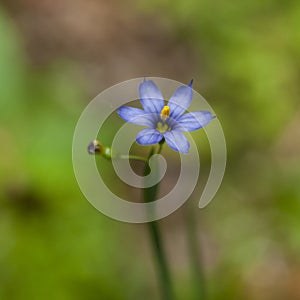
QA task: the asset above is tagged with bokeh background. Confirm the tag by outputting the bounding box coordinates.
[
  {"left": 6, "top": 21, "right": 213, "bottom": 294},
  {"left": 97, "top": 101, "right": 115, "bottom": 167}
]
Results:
[{"left": 1, "top": 0, "right": 300, "bottom": 299}]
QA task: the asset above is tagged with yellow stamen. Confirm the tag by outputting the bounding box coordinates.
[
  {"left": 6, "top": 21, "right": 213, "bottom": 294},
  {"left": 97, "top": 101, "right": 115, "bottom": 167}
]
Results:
[{"left": 160, "top": 105, "right": 170, "bottom": 121}]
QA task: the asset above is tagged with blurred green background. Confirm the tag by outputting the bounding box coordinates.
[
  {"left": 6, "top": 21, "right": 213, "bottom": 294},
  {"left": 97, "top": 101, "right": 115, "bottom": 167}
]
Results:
[{"left": 0, "top": 0, "right": 300, "bottom": 299}]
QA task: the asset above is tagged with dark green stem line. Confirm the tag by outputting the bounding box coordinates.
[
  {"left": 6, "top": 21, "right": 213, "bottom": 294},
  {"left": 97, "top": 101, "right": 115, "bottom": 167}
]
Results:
[
  {"left": 144, "top": 145, "right": 175, "bottom": 300},
  {"left": 148, "top": 218, "right": 174, "bottom": 300},
  {"left": 185, "top": 204, "right": 206, "bottom": 300}
]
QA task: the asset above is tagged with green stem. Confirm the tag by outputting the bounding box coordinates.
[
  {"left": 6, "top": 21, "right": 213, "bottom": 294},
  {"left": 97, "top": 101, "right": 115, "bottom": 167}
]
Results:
[
  {"left": 144, "top": 144, "right": 175, "bottom": 300},
  {"left": 116, "top": 154, "right": 148, "bottom": 162},
  {"left": 157, "top": 140, "right": 164, "bottom": 155},
  {"left": 185, "top": 204, "right": 206, "bottom": 299}
]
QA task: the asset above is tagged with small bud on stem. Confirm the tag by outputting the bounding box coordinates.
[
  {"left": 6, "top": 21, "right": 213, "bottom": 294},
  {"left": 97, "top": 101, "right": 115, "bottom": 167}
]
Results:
[{"left": 87, "top": 140, "right": 111, "bottom": 159}]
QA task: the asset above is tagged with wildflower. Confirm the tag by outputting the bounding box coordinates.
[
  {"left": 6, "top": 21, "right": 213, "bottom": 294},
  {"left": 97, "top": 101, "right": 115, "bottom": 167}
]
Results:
[{"left": 117, "top": 79, "right": 215, "bottom": 153}]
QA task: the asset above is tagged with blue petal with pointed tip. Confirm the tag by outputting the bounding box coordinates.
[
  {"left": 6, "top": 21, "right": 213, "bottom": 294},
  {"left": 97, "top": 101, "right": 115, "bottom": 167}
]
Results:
[
  {"left": 168, "top": 84, "right": 193, "bottom": 119},
  {"left": 117, "top": 106, "right": 154, "bottom": 127},
  {"left": 176, "top": 111, "right": 215, "bottom": 132},
  {"left": 136, "top": 128, "right": 163, "bottom": 145},
  {"left": 163, "top": 130, "right": 190, "bottom": 154},
  {"left": 139, "top": 80, "right": 165, "bottom": 113}
]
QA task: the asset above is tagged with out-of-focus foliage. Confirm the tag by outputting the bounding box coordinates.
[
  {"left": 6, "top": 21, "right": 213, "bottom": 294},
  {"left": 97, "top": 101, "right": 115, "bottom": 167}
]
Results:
[
  {"left": 137, "top": 1, "right": 300, "bottom": 299},
  {"left": 141, "top": 0, "right": 300, "bottom": 152},
  {"left": 0, "top": 9, "right": 155, "bottom": 300},
  {"left": 1, "top": 0, "right": 300, "bottom": 299}
]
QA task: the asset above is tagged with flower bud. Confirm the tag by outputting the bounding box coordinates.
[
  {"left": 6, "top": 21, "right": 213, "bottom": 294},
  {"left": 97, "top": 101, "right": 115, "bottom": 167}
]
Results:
[{"left": 87, "top": 140, "right": 111, "bottom": 159}]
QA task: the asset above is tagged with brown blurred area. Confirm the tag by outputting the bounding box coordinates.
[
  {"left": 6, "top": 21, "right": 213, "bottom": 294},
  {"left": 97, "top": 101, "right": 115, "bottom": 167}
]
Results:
[{"left": 2, "top": 0, "right": 195, "bottom": 94}]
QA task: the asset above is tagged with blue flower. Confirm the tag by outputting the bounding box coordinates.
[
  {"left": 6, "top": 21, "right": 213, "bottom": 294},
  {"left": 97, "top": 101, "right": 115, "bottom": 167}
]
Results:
[{"left": 117, "top": 79, "right": 215, "bottom": 154}]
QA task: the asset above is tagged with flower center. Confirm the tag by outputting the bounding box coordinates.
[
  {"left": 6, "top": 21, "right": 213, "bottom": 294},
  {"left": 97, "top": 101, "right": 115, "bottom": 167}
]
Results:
[
  {"left": 156, "top": 106, "right": 171, "bottom": 133},
  {"left": 156, "top": 122, "right": 170, "bottom": 133}
]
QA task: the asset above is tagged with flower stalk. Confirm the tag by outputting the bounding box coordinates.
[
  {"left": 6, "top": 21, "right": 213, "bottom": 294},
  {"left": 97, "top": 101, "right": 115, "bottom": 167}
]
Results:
[
  {"left": 185, "top": 204, "right": 206, "bottom": 299},
  {"left": 143, "top": 144, "right": 175, "bottom": 300}
]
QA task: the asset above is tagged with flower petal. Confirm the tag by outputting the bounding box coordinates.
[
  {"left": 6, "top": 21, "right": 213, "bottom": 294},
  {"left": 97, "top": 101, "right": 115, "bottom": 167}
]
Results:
[
  {"left": 117, "top": 106, "right": 154, "bottom": 127},
  {"left": 136, "top": 128, "right": 163, "bottom": 145},
  {"left": 139, "top": 79, "right": 165, "bottom": 113},
  {"left": 168, "top": 83, "right": 193, "bottom": 119},
  {"left": 175, "top": 111, "right": 215, "bottom": 132},
  {"left": 163, "top": 130, "right": 190, "bottom": 154}
]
